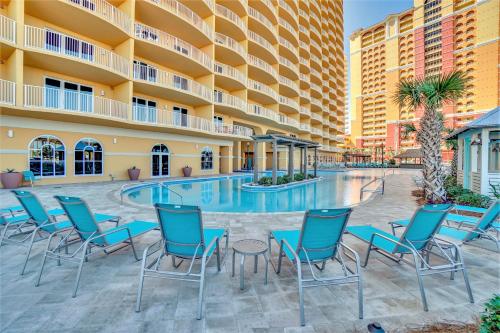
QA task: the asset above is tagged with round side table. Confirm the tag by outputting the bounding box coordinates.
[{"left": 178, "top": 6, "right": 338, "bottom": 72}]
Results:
[{"left": 231, "top": 239, "right": 269, "bottom": 290}]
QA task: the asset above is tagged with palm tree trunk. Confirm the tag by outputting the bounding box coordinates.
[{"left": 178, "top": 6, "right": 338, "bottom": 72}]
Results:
[
  {"left": 450, "top": 148, "right": 458, "bottom": 180},
  {"left": 416, "top": 107, "right": 447, "bottom": 203}
]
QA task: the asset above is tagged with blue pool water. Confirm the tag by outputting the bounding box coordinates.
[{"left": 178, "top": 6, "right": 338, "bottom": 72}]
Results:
[{"left": 127, "top": 170, "right": 386, "bottom": 213}]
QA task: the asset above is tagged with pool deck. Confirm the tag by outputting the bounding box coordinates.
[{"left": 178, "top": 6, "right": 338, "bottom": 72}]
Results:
[{"left": 1, "top": 170, "right": 498, "bottom": 332}]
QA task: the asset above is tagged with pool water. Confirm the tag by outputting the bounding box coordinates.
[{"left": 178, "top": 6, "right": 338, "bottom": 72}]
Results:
[{"left": 127, "top": 170, "right": 391, "bottom": 213}]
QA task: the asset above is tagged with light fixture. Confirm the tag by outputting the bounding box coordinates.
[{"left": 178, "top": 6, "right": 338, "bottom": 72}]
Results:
[
  {"left": 7, "top": 129, "right": 14, "bottom": 138},
  {"left": 470, "top": 137, "right": 481, "bottom": 145},
  {"left": 113, "top": 138, "right": 117, "bottom": 144}
]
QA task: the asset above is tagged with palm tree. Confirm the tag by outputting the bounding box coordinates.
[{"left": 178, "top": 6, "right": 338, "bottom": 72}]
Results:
[{"left": 394, "top": 71, "right": 467, "bottom": 203}]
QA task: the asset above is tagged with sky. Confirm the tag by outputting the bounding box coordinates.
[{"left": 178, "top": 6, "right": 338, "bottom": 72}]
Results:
[{"left": 343, "top": 0, "right": 413, "bottom": 132}]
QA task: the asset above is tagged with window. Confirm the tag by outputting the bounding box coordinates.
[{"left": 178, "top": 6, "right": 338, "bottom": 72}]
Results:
[
  {"left": 489, "top": 131, "right": 500, "bottom": 172},
  {"left": 44, "top": 78, "right": 93, "bottom": 112},
  {"left": 133, "top": 60, "right": 157, "bottom": 82},
  {"left": 213, "top": 116, "right": 224, "bottom": 128},
  {"left": 29, "top": 135, "right": 65, "bottom": 177},
  {"left": 201, "top": 147, "right": 213, "bottom": 170},
  {"left": 75, "top": 138, "right": 103, "bottom": 175},
  {"left": 213, "top": 90, "right": 223, "bottom": 103},
  {"left": 173, "top": 106, "right": 188, "bottom": 127},
  {"left": 132, "top": 97, "right": 157, "bottom": 123}
]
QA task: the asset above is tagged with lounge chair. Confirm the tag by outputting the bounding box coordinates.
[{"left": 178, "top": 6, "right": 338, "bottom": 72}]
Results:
[
  {"left": 22, "top": 170, "right": 39, "bottom": 187},
  {"left": 347, "top": 204, "right": 474, "bottom": 311},
  {"left": 3, "top": 190, "right": 121, "bottom": 274},
  {"left": 35, "top": 195, "right": 157, "bottom": 297},
  {"left": 390, "top": 201, "right": 500, "bottom": 251},
  {"left": 135, "top": 203, "right": 229, "bottom": 320},
  {"left": 1, "top": 205, "right": 25, "bottom": 217},
  {"left": 268, "top": 208, "right": 363, "bottom": 326}
]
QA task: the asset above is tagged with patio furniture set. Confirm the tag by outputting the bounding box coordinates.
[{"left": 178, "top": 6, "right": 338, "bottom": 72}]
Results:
[{"left": 1, "top": 190, "right": 498, "bottom": 326}]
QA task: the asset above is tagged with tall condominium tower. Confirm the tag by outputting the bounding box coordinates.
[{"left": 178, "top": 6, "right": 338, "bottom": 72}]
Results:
[{"left": 0, "top": 0, "right": 345, "bottom": 184}]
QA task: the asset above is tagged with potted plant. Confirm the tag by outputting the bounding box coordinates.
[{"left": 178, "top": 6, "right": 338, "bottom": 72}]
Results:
[
  {"left": 182, "top": 165, "right": 192, "bottom": 177},
  {"left": 1, "top": 169, "right": 23, "bottom": 189},
  {"left": 127, "top": 166, "right": 141, "bottom": 181}
]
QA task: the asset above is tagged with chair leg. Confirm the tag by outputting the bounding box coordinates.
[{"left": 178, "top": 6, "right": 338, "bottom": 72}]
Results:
[
  {"left": 20, "top": 231, "right": 38, "bottom": 275},
  {"left": 135, "top": 255, "right": 147, "bottom": 312},
  {"left": 35, "top": 249, "right": 49, "bottom": 287},
  {"left": 297, "top": 261, "right": 305, "bottom": 326},
  {"left": 277, "top": 243, "right": 284, "bottom": 274},
  {"left": 216, "top": 239, "right": 221, "bottom": 272},
  {"left": 455, "top": 247, "right": 474, "bottom": 304},
  {"left": 129, "top": 237, "right": 139, "bottom": 261},
  {"left": 231, "top": 250, "right": 236, "bottom": 277},
  {"left": 72, "top": 243, "right": 89, "bottom": 298},
  {"left": 362, "top": 246, "right": 372, "bottom": 267},
  {"left": 411, "top": 254, "right": 429, "bottom": 312},
  {"left": 197, "top": 257, "right": 207, "bottom": 320}
]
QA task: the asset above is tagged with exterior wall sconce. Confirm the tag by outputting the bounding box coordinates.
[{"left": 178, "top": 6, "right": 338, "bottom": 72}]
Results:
[
  {"left": 470, "top": 138, "right": 481, "bottom": 145},
  {"left": 7, "top": 129, "right": 14, "bottom": 138},
  {"left": 113, "top": 138, "right": 117, "bottom": 144}
]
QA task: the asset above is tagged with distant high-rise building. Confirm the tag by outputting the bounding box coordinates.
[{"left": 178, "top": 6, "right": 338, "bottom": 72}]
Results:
[{"left": 349, "top": 0, "right": 499, "bottom": 159}]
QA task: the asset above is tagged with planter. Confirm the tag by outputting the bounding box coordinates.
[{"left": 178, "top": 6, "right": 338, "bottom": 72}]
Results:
[
  {"left": 1, "top": 172, "right": 22, "bottom": 189},
  {"left": 182, "top": 167, "right": 192, "bottom": 177},
  {"left": 128, "top": 168, "right": 141, "bottom": 181}
]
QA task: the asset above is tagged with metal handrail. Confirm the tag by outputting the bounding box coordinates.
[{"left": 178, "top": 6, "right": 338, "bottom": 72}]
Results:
[
  {"left": 359, "top": 177, "right": 385, "bottom": 201},
  {"left": 120, "top": 181, "right": 183, "bottom": 205}
]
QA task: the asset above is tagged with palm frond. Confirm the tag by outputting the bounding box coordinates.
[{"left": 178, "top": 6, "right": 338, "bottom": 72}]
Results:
[
  {"left": 421, "top": 71, "right": 468, "bottom": 108},
  {"left": 393, "top": 76, "right": 425, "bottom": 108}
]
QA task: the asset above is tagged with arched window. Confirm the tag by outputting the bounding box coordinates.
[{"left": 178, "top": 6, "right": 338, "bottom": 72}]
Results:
[
  {"left": 75, "top": 138, "right": 103, "bottom": 175},
  {"left": 29, "top": 135, "right": 65, "bottom": 177},
  {"left": 201, "top": 147, "right": 213, "bottom": 170},
  {"left": 151, "top": 144, "right": 169, "bottom": 177}
]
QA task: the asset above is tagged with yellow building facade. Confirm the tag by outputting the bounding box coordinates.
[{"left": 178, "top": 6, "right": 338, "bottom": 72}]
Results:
[
  {"left": 0, "top": 0, "right": 345, "bottom": 185},
  {"left": 349, "top": 0, "right": 499, "bottom": 160}
]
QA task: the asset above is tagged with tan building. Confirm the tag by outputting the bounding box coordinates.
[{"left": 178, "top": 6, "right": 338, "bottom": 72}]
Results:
[
  {"left": 0, "top": 0, "right": 345, "bottom": 185},
  {"left": 349, "top": 0, "right": 500, "bottom": 160}
]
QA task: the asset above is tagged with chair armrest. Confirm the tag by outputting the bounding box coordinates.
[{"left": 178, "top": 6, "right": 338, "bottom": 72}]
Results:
[
  {"left": 282, "top": 239, "right": 301, "bottom": 263},
  {"left": 339, "top": 241, "right": 361, "bottom": 263},
  {"left": 202, "top": 236, "right": 218, "bottom": 261},
  {"left": 370, "top": 232, "right": 416, "bottom": 254},
  {"left": 87, "top": 225, "right": 132, "bottom": 243}
]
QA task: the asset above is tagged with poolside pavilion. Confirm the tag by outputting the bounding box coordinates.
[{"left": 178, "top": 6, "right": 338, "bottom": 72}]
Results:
[{"left": 251, "top": 134, "right": 321, "bottom": 185}]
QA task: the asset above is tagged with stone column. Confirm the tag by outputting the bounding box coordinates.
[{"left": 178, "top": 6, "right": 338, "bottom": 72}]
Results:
[
  {"left": 480, "top": 129, "right": 489, "bottom": 195},
  {"left": 314, "top": 148, "right": 318, "bottom": 177},
  {"left": 303, "top": 146, "right": 308, "bottom": 176},
  {"left": 253, "top": 141, "right": 258, "bottom": 183},
  {"left": 272, "top": 139, "right": 278, "bottom": 185},
  {"left": 288, "top": 144, "right": 294, "bottom": 178}
]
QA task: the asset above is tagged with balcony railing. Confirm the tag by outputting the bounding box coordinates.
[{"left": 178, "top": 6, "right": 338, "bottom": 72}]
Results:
[
  {"left": 279, "top": 56, "right": 298, "bottom": 73},
  {"left": 215, "top": 4, "right": 246, "bottom": 34},
  {"left": 146, "top": 0, "right": 213, "bottom": 40},
  {"left": 248, "top": 6, "right": 277, "bottom": 38},
  {"left": 278, "top": 0, "right": 298, "bottom": 24},
  {"left": 24, "top": 85, "right": 128, "bottom": 120},
  {"left": 135, "top": 23, "right": 212, "bottom": 70},
  {"left": 133, "top": 63, "right": 212, "bottom": 102},
  {"left": 213, "top": 91, "right": 246, "bottom": 112},
  {"left": 310, "top": 82, "right": 321, "bottom": 93},
  {"left": 0, "top": 14, "right": 16, "bottom": 44},
  {"left": 215, "top": 32, "right": 246, "bottom": 56},
  {"left": 299, "top": 40, "right": 309, "bottom": 51},
  {"left": 299, "top": 73, "right": 309, "bottom": 83},
  {"left": 247, "top": 79, "right": 278, "bottom": 100},
  {"left": 248, "top": 54, "right": 277, "bottom": 79},
  {"left": 25, "top": 25, "right": 129, "bottom": 77},
  {"left": 248, "top": 104, "right": 297, "bottom": 128},
  {"left": 299, "top": 107, "right": 310, "bottom": 116},
  {"left": 311, "top": 113, "right": 322, "bottom": 121},
  {"left": 213, "top": 61, "right": 246, "bottom": 86},
  {"left": 0, "top": 79, "right": 16, "bottom": 105},
  {"left": 311, "top": 127, "right": 322, "bottom": 135},
  {"left": 299, "top": 91, "right": 310, "bottom": 100},
  {"left": 279, "top": 75, "right": 298, "bottom": 92},
  {"left": 279, "top": 95, "right": 299, "bottom": 110},
  {"left": 248, "top": 30, "right": 277, "bottom": 58},
  {"left": 278, "top": 17, "right": 297, "bottom": 36},
  {"left": 299, "top": 57, "right": 309, "bottom": 66},
  {"left": 300, "top": 123, "right": 310, "bottom": 131},
  {"left": 311, "top": 97, "right": 322, "bottom": 107},
  {"left": 279, "top": 36, "right": 297, "bottom": 55},
  {"left": 66, "top": 0, "right": 131, "bottom": 33},
  {"left": 214, "top": 123, "right": 253, "bottom": 137},
  {"left": 260, "top": 0, "right": 277, "bottom": 18}
]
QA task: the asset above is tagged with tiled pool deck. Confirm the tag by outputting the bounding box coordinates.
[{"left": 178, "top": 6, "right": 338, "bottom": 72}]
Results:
[{"left": 0, "top": 171, "right": 498, "bottom": 332}]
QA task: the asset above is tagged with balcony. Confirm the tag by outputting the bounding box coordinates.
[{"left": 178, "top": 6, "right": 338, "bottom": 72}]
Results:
[
  {"left": 248, "top": 6, "right": 277, "bottom": 44},
  {"left": 0, "top": 14, "right": 16, "bottom": 45},
  {"left": 24, "top": 85, "right": 128, "bottom": 121},
  {"left": 135, "top": 0, "right": 213, "bottom": 47},
  {"left": 214, "top": 62, "right": 246, "bottom": 90},
  {"left": 300, "top": 123, "right": 311, "bottom": 132},
  {"left": 279, "top": 36, "right": 299, "bottom": 63},
  {"left": 179, "top": 0, "right": 214, "bottom": 17},
  {"left": 278, "top": 56, "right": 299, "bottom": 80},
  {"left": 311, "top": 127, "right": 322, "bottom": 136},
  {"left": 215, "top": 33, "right": 246, "bottom": 65},
  {"left": 311, "top": 112, "right": 322, "bottom": 123},
  {"left": 310, "top": 97, "right": 322, "bottom": 111},
  {"left": 25, "top": 0, "right": 131, "bottom": 45},
  {"left": 134, "top": 23, "right": 212, "bottom": 77},
  {"left": 278, "top": 0, "right": 299, "bottom": 27},
  {"left": 248, "top": 103, "right": 280, "bottom": 124},
  {"left": 214, "top": 91, "right": 247, "bottom": 116},
  {"left": 299, "top": 106, "right": 311, "bottom": 117},
  {"left": 0, "top": 79, "right": 16, "bottom": 106},
  {"left": 248, "top": 30, "right": 278, "bottom": 64},
  {"left": 214, "top": 123, "right": 254, "bottom": 138},
  {"left": 278, "top": 75, "right": 298, "bottom": 97},
  {"left": 278, "top": 18, "right": 298, "bottom": 45},
  {"left": 247, "top": 79, "right": 278, "bottom": 104},
  {"left": 24, "top": 25, "right": 129, "bottom": 85},
  {"left": 216, "top": 0, "right": 246, "bottom": 17},
  {"left": 279, "top": 95, "right": 299, "bottom": 114},
  {"left": 248, "top": 54, "right": 278, "bottom": 84},
  {"left": 215, "top": 4, "right": 246, "bottom": 40},
  {"left": 132, "top": 63, "right": 212, "bottom": 106},
  {"left": 299, "top": 91, "right": 310, "bottom": 102}
]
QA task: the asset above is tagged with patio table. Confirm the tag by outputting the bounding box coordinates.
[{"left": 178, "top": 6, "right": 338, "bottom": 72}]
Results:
[{"left": 231, "top": 239, "right": 269, "bottom": 290}]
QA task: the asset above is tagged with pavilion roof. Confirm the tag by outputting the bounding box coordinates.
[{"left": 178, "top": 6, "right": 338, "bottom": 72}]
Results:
[
  {"left": 250, "top": 134, "right": 321, "bottom": 148},
  {"left": 446, "top": 107, "right": 500, "bottom": 139},
  {"left": 394, "top": 149, "right": 423, "bottom": 159}
]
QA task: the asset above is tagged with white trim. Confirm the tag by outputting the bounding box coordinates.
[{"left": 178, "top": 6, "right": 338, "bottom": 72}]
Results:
[
  {"left": 27, "top": 134, "right": 66, "bottom": 178},
  {"left": 73, "top": 137, "right": 104, "bottom": 176},
  {"left": 0, "top": 149, "right": 29, "bottom": 154}
]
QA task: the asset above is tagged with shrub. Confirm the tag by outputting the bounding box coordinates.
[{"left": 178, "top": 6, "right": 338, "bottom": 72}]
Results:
[
  {"left": 455, "top": 193, "right": 491, "bottom": 208},
  {"left": 257, "top": 176, "right": 272, "bottom": 186},
  {"left": 307, "top": 173, "right": 315, "bottom": 179},
  {"left": 444, "top": 175, "right": 457, "bottom": 190},
  {"left": 276, "top": 175, "right": 290, "bottom": 185},
  {"left": 480, "top": 294, "right": 500, "bottom": 333},
  {"left": 294, "top": 173, "right": 305, "bottom": 181},
  {"left": 446, "top": 185, "right": 471, "bottom": 199}
]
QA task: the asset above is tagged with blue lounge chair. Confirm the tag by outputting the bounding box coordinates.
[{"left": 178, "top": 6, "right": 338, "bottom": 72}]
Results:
[
  {"left": 347, "top": 204, "right": 474, "bottom": 312},
  {"left": 390, "top": 201, "right": 500, "bottom": 251},
  {"left": 1, "top": 205, "right": 25, "bottom": 217},
  {"left": 22, "top": 170, "right": 39, "bottom": 187},
  {"left": 136, "top": 204, "right": 229, "bottom": 319},
  {"left": 3, "top": 190, "right": 120, "bottom": 274},
  {"left": 35, "top": 195, "right": 157, "bottom": 297},
  {"left": 268, "top": 208, "right": 362, "bottom": 326}
]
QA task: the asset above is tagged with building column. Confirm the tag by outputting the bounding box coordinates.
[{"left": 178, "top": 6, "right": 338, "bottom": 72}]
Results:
[
  {"left": 480, "top": 129, "right": 489, "bottom": 195},
  {"left": 314, "top": 148, "right": 318, "bottom": 177},
  {"left": 288, "top": 144, "right": 294, "bottom": 178},
  {"left": 272, "top": 140, "right": 278, "bottom": 185},
  {"left": 303, "top": 146, "right": 308, "bottom": 176},
  {"left": 299, "top": 148, "right": 304, "bottom": 173},
  {"left": 253, "top": 141, "right": 259, "bottom": 183}
]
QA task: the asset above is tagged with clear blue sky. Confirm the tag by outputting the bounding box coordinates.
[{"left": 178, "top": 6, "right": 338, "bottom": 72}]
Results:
[{"left": 343, "top": 0, "right": 413, "bottom": 129}]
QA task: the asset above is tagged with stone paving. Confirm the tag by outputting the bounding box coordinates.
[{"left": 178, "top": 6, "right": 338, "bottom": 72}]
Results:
[{"left": 0, "top": 170, "right": 498, "bottom": 333}]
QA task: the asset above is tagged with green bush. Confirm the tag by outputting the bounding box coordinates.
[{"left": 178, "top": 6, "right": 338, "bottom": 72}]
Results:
[
  {"left": 444, "top": 175, "right": 457, "bottom": 190},
  {"left": 446, "top": 185, "right": 471, "bottom": 199},
  {"left": 307, "top": 173, "right": 315, "bottom": 179},
  {"left": 294, "top": 173, "right": 305, "bottom": 181},
  {"left": 257, "top": 176, "right": 272, "bottom": 186},
  {"left": 276, "top": 175, "right": 291, "bottom": 185},
  {"left": 480, "top": 294, "right": 500, "bottom": 333},
  {"left": 455, "top": 193, "right": 491, "bottom": 208}
]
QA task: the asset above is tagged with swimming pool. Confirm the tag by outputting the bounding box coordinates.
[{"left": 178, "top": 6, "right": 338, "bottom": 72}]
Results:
[{"left": 126, "top": 170, "right": 387, "bottom": 213}]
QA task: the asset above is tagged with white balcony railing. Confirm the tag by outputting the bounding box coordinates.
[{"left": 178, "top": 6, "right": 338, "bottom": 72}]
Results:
[
  {"left": 299, "top": 57, "right": 308, "bottom": 66},
  {"left": 248, "top": 30, "right": 277, "bottom": 58},
  {"left": 311, "top": 127, "right": 322, "bottom": 135},
  {"left": 0, "top": 14, "right": 16, "bottom": 44},
  {"left": 299, "top": 73, "right": 309, "bottom": 83},
  {"left": 215, "top": 32, "right": 246, "bottom": 56},
  {"left": 214, "top": 123, "right": 253, "bottom": 137},
  {"left": 248, "top": 104, "right": 297, "bottom": 128},
  {"left": 260, "top": 0, "right": 278, "bottom": 18},
  {"left": 311, "top": 113, "right": 322, "bottom": 121},
  {"left": 248, "top": 6, "right": 277, "bottom": 37},
  {"left": 0, "top": 79, "right": 16, "bottom": 105},
  {"left": 133, "top": 63, "right": 212, "bottom": 102},
  {"left": 213, "top": 91, "right": 247, "bottom": 112},
  {"left": 278, "top": 0, "right": 298, "bottom": 24},
  {"left": 299, "top": 40, "right": 309, "bottom": 51},
  {"left": 311, "top": 97, "right": 322, "bottom": 107},
  {"left": 279, "top": 56, "right": 298, "bottom": 73},
  {"left": 279, "top": 17, "right": 297, "bottom": 36},
  {"left": 300, "top": 123, "right": 310, "bottom": 131},
  {"left": 279, "top": 75, "right": 298, "bottom": 92},
  {"left": 248, "top": 55, "right": 277, "bottom": 79},
  {"left": 213, "top": 62, "right": 246, "bottom": 86},
  {"left": 299, "top": 106, "right": 310, "bottom": 116},
  {"left": 215, "top": 4, "right": 246, "bottom": 34},
  {"left": 25, "top": 25, "right": 129, "bottom": 77},
  {"left": 24, "top": 85, "right": 128, "bottom": 120},
  {"left": 247, "top": 79, "right": 278, "bottom": 100},
  {"left": 279, "top": 36, "right": 297, "bottom": 55},
  {"left": 135, "top": 23, "right": 212, "bottom": 70},
  {"left": 279, "top": 95, "right": 299, "bottom": 110},
  {"left": 66, "top": 0, "right": 131, "bottom": 33},
  {"left": 299, "top": 90, "right": 310, "bottom": 100},
  {"left": 146, "top": 0, "right": 213, "bottom": 40}
]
